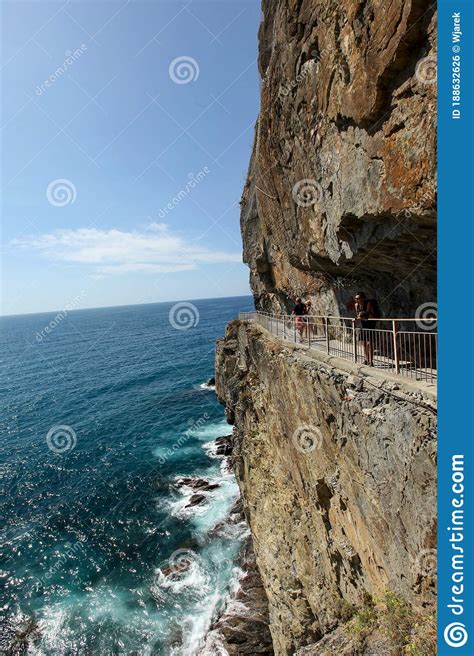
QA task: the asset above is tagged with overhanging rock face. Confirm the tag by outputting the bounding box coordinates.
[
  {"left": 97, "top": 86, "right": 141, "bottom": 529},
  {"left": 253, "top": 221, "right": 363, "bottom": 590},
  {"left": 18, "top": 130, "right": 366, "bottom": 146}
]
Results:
[
  {"left": 216, "top": 321, "right": 437, "bottom": 655},
  {"left": 242, "top": 0, "right": 437, "bottom": 317},
  {"left": 215, "top": 2, "right": 438, "bottom": 653}
]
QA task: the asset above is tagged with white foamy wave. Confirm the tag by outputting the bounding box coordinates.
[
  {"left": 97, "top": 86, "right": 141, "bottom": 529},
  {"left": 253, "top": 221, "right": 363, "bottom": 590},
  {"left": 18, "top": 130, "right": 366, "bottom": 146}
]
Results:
[
  {"left": 193, "top": 565, "right": 246, "bottom": 656},
  {"left": 197, "top": 382, "right": 216, "bottom": 391},
  {"left": 189, "top": 419, "right": 230, "bottom": 442},
  {"left": 153, "top": 557, "right": 210, "bottom": 599},
  {"left": 202, "top": 440, "right": 219, "bottom": 459},
  {"left": 170, "top": 588, "right": 228, "bottom": 656}
]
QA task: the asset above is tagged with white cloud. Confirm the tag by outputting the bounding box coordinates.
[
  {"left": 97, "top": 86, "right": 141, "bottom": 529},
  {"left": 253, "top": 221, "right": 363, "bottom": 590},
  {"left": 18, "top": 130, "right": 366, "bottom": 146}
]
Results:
[
  {"left": 146, "top": 222, "right": 169, "bottom": 232},
  {"left": 12, "top": 225, "right": 241, "bottom": 275}
]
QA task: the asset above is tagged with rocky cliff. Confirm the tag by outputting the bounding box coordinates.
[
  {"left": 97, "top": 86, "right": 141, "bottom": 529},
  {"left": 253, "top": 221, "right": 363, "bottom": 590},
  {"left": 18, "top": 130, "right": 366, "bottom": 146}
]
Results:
[
  {"left": 216, "top": 322, "right": 436, "bottom": 655},
  {"left": 243, "top": 0, "right": 436, "bottom": 316},
  {"left": 214, "top": 1, "right": 438, "bottom": 654}
]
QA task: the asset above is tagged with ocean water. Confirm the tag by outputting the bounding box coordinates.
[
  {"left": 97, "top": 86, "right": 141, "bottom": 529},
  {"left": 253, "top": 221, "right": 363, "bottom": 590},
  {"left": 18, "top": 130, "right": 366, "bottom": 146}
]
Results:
[{"left": 0, "top": 296, "right": 253, "bottom": 655}]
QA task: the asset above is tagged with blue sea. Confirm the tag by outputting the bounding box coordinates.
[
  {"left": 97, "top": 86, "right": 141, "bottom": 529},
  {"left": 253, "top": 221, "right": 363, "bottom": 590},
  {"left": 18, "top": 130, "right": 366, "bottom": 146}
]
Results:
[{"left": 0, "top": 296, "right": 253, "bottom": 655}]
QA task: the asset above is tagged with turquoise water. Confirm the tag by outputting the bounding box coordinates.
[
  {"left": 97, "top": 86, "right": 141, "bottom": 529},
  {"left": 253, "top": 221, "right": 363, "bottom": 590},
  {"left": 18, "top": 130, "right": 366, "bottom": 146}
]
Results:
[{"left": 0, "top": 296, "right": 253, "bottom": 655}]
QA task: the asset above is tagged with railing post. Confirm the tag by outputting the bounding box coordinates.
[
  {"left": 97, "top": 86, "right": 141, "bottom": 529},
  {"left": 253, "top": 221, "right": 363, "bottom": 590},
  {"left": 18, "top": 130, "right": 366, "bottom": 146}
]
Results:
[
  {"left": 352, "top": 319, "right": 357, "bottom": 362},
  {"left": 325, "top": 317, "right": 330, "bottom": 354},
  {"left": 283, "top": 316, "right": 286, "bottom": 340},
  {"left": 294, "top": 317, "right": 297, "bottom": 343},
  {"left": 392, "top": 320, "right": 400, "bottom": 374}
]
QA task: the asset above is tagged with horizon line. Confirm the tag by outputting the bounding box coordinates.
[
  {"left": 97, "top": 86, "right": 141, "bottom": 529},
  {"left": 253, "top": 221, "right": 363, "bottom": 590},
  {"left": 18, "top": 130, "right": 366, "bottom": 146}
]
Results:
[{"left": 0, "top": 293, "right": 254, "bottom": 320}]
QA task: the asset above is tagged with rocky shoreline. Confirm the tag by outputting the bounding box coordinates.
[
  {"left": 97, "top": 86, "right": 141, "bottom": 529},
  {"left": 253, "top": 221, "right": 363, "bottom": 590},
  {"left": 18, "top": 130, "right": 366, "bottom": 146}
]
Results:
[
  {"left": 200, "top": 527, "right": 274, "bottom": 655},
  {"left": 163, "top": 431, "right": 274, "bottom": 655},
  {"left": 198, "top": 435, "right": 274, "bottom": 655}
]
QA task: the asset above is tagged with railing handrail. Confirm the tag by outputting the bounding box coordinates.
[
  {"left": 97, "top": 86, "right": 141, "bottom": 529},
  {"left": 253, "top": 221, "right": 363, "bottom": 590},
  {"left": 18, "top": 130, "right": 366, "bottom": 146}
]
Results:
[
  {"left": 238, "top": 310, "right": 437, "bottom": 383},
  {"left": 240, "top": 310, "right": 436, "bottom": 326}
]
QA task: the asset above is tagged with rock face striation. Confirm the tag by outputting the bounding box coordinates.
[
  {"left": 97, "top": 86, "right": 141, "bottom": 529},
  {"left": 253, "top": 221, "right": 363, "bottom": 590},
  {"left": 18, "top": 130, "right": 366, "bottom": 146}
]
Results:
[
  {"left": 215, "top": 1, "right": 437, "bottom": 653},
  {"left": 243, "top": 0, "right": 436, "bottom": 316}
]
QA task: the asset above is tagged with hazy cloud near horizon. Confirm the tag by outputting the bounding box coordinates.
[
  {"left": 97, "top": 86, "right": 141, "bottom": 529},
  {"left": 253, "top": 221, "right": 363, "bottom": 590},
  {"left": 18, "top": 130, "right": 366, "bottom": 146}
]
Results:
[{"left": 11, "top": 224, "right": 242, "bottom": 275}]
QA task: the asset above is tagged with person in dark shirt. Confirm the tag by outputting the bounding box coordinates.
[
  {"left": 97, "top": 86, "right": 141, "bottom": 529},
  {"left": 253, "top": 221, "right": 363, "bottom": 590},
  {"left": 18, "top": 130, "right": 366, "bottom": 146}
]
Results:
[
  {"left": 354, "top": 292, "right": 378, "bottom": 366},
  {"left": 292, "top": 298, "right": 307, "bottom": 338}
]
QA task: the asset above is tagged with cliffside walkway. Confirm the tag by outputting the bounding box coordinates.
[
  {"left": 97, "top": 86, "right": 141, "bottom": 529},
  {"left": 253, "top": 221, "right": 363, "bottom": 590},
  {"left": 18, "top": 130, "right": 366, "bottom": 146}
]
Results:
[{"left": 239, "top": 311, "right": 437, "bottom": 384}]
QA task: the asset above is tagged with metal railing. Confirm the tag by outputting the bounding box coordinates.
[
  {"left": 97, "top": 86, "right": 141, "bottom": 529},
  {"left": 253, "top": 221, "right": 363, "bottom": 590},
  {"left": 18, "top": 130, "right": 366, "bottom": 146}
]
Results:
[{"left": 238, "top": 311, "right": 437, "bottom": 384}]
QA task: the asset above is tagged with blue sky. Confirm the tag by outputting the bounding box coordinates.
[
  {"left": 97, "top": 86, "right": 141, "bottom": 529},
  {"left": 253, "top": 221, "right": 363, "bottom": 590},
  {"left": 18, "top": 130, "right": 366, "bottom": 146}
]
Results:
[{"left": 1, "top": 0, "right": 260, "bottom": 315}]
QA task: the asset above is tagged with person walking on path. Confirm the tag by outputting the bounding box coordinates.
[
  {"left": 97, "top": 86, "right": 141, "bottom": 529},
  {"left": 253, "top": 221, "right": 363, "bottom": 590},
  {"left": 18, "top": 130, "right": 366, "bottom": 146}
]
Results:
[
  {"left": 291, "top": 298, "right": 307, "bottom": 339},
  {"left": 354, "top": 292, "right": 379, "bottom": 366}
]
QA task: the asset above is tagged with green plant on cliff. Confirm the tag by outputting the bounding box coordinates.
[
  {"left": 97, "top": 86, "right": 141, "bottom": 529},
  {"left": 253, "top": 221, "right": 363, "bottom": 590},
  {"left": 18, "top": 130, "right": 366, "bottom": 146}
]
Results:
[
  {"left": 347, "top": 593, "right": 377, "bottom": 641},
  {"left": 347, "top": 592, "right": 436, "bottom": 655},
  {"left": 404, "top": 613, "right": 437, "bottom": 656}
]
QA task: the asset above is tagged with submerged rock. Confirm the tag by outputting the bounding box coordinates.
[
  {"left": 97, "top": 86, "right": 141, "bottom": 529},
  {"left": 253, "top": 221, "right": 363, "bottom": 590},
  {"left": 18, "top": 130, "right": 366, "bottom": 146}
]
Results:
[
  {"left": 214, "top": 435, "right": 233, "bottom": 456},
  {"left": 0, "top": 615, "right": 41, "bottom": 655},
  {"left": 175, "top": 477, "right": 219, "bottom": 492},
  {"left": 185, "top": 493, "right": 207, "bottom": 508}
]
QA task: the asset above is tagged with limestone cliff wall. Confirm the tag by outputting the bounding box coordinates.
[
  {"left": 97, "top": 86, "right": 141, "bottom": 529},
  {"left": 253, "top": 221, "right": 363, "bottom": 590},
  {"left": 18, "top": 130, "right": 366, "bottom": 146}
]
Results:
[
  {"left": 216, "top": 321, "right": 436, "bottom": 655},
  {"left": 243, "top": 0, "right": 437, "bottom": 316}
]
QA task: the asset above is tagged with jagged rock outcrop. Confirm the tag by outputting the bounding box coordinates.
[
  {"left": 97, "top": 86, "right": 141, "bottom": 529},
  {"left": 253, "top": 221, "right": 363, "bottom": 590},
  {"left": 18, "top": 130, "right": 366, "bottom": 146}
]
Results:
[
  {"left": 242, "top": 0, "right": 437, "bottom": 316},
  {"left": 216, "top": 321, "right": 436, "bottom": 655}
]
